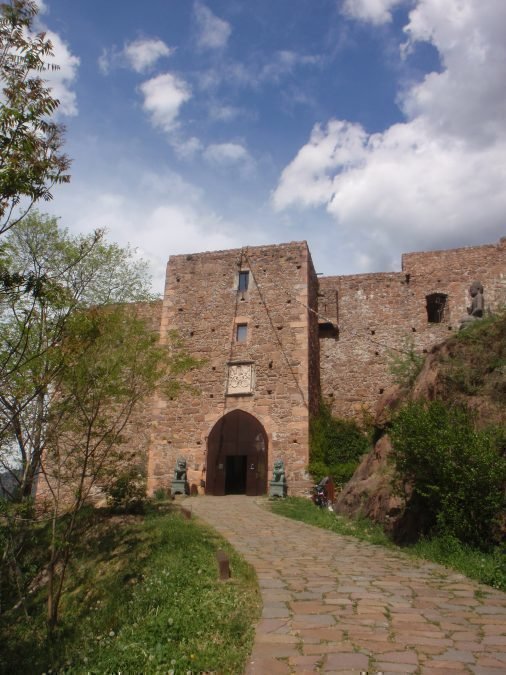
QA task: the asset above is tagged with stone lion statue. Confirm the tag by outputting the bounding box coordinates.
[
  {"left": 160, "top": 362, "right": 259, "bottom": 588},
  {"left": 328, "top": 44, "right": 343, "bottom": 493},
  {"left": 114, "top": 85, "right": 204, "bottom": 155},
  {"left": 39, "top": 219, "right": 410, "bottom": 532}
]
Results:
[
  {"left": 272, "top": 459, "right": 286, "bottom": 484},
  {"left": 173, "top": 457, "right": 187, "bottom": 481}
]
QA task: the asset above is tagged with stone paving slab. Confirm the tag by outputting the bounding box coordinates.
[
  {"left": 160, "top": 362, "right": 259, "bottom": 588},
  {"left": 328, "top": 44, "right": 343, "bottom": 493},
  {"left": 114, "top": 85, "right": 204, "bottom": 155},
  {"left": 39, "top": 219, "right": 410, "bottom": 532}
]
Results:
[{"left": 186, "top": 496, "right": 506, "bottom": 674}]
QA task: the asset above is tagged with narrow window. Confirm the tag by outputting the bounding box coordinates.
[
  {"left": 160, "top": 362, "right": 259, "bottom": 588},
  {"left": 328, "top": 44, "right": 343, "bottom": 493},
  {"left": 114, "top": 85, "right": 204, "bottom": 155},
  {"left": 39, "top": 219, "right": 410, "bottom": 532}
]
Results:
[
  {"left": 238, "top": 271, "right": 249, "bottom": 292},
  {"left": 426, "top": 293, "right": 448, "bottom": 323},
  {"left": 318, "top": 322, "right": 338, "bottom": 339},
  {"left": 236, "top": 324, "right": 247, "bottom": 342}
]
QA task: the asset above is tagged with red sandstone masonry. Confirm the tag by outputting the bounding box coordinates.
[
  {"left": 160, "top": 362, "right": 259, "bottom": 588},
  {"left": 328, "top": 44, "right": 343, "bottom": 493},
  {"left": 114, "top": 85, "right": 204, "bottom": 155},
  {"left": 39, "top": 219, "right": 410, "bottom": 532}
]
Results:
[
  {"left": 319, "top": 238, "right": 506, "bottom": 419},
  {"left": 109, "top": 238, "right": 506, "bottom": 497},
  {"left": 36, "top": 300, "right": 163, "bottom": 505},
  {"left": 146, "top": 242, "right": 317, "bottom": 496},
  {"left": 35, "top": 237, "right": 505, "bottom": 502}
]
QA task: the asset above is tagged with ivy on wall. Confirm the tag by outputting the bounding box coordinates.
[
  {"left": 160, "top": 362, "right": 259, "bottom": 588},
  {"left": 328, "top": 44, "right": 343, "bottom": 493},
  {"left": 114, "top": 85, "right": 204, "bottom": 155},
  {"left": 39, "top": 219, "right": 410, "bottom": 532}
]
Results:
[{"left": 308, "top": 402, "right": 369, "bottom": 488}]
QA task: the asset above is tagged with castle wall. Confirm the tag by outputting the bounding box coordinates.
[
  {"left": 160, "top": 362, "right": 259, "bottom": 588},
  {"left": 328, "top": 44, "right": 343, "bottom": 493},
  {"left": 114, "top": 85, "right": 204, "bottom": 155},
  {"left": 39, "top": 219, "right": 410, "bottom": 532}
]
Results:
[
  {"left": 319, "top": 238, "right": 506, "bottom": 419},
  {"left": 36, "top": 300, "right": 163, "bottom": 506},
  {"left": 147, "top": 242, "right": 317, "bottom": 496},
  {"left": 307, "top": 251, "right": 321, "bottom": 419},
  {"left": 116, "top": 300, "right": 163, "bottom": 476},
  {"left": 45, "top": 237, "right": 502, "bottom": 502}
]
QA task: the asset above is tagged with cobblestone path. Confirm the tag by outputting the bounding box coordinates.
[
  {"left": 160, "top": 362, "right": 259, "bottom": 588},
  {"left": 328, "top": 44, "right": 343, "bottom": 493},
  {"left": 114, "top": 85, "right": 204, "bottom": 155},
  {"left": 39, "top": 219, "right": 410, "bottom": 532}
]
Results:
[{"left": 186, "top": 495, "right": 506, "bottom": 675}]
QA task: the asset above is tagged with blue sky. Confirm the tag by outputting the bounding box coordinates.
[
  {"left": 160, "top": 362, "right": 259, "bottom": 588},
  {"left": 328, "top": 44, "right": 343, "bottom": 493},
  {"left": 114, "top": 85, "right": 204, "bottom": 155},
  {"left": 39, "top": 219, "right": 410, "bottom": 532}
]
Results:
[{"left": 33, "top": 0, "right": 506, "bottom": 292}]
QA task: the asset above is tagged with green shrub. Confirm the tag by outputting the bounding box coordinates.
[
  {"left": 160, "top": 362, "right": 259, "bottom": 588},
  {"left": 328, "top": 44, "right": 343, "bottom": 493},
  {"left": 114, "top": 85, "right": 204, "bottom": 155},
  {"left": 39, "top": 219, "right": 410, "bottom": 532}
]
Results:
[
  {"left": 153, "top": 487, "right": 168, "bottom": 501},
  {"left": 104, "top": 466, "right": 146, "bottom": 513},
  {"left": 309, "top": 403, "right": 369, "bottom": 487},
  {"left": 307, "top": 460, "right": 329, "bottom": 484},
  {"left": 390, "top": 400, "right": 506, "bottom": 549},
  {"left": 328, "top": 461, "right": 361, "bottom": 485}
]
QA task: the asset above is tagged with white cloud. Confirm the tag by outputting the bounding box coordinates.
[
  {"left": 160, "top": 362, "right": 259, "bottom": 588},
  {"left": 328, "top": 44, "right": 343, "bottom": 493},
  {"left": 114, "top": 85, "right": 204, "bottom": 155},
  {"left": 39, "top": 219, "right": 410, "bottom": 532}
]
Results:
[
  {"left": 273, "top": 120, "right": 368, "bottom": 209},
  {"left": 203, "top": 142, "right": 250, "bottom": 165},
  {"left": 273, "top": 0, "right": 506, "bottom": 262},
  {"left": 29, "top": 10, "right": 80, "bottom": 117},
  {"left": 341, "top": 0, "right": 407, "bottom": 25},
  {"left": 34, "top": 0, "right": 48, "bottom": 13},
  {"left": 197, "top": 49, "right": 322, "bottom": 94},
  {"left": 99, "top": 38, "right": 173, "bottom": 74},
  {"left": 194, "top": 2, "right": 231, "bottom": 50},
  {"left": 208, "top": 103, "right": 242, "bottom": 122},
  {"left": 97, "top": 47, "right": 118, "bottom": 75},
  {"left": 261, "top": 50, "right": 322, "bottom": 82},
  {"left": 50, "top": 167, "right": 241, "bottom": 293},
  {"left": 125, "top": 38, "right": 173, "bottom": 72},
  {"left": 401, "top": 0, "right": 506, "bottom": 144},
  {"left": 171, "top": 136, "right": 203, "bottom": 159},
  {"left": 140, "top": 73, "right": 191, "bottom": 133},
  {"left": 43, "top": 29, "right": 80, "bottom": 117}
]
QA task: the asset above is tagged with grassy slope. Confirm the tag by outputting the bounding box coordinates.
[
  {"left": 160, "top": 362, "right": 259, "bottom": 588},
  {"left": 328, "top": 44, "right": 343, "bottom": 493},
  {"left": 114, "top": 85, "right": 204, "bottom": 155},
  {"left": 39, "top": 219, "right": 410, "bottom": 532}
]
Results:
[
  {"left": 426, "top": 310, "right": 506, "bottom": 422},
  {"left": 0, "top": 503, "right": 261, "bottom": 675}
]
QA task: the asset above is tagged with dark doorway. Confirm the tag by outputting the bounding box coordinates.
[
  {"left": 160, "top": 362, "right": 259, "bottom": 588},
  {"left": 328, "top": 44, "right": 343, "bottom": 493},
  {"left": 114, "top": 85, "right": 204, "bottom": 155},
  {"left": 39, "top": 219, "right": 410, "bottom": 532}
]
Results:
[
  {"left": 206, "top": 410, "right": 268, "bottom": 496},
  {"left": 225, "top": 455, "right": 247, "bottom": 494}
]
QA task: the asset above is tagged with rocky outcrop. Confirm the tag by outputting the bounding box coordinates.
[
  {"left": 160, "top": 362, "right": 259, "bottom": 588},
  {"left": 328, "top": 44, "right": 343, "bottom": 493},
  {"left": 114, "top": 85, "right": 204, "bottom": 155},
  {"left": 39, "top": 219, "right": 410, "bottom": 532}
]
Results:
[
  {"left": 334, "top": 313, "right": 506, "bottom": 538},
  {"left": 334, "top": 435, "right": 402, "bottom": 530}
]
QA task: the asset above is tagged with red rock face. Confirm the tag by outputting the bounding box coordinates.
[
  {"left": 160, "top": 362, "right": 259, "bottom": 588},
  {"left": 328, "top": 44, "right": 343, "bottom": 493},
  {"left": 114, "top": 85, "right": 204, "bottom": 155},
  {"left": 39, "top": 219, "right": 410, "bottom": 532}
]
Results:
[
  {"left": 334, "top": 308, "right": 506, "bottom": 539},
  {"left": 334, "top": 435, "right": 404, "bottom": 530}
]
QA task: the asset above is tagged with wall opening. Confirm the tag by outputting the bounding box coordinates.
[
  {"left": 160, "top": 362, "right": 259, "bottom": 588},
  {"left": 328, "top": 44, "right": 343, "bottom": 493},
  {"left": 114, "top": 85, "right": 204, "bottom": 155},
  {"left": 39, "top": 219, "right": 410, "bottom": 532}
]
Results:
[
  {"left": 426, "top": 293, "right": 448, "bottom": 323},
  {"left": 206, "top": 410, "right": 268, "bottom": 496},
  {"left": 318, "top": 322, "right": 339, "bottom": 339},
  {"left": 225, "top": 455, "right": 247, "bottom": 494},
  {"left": 236, "top": 323, "right": 247, "bottom": 342}
]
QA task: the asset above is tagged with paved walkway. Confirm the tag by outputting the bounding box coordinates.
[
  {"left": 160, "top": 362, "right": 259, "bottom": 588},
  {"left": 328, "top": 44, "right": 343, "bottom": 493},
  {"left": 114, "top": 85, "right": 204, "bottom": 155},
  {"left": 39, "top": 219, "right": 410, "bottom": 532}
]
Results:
[{"left": 186, "top": 495, "right": 506, "bottom": 675}]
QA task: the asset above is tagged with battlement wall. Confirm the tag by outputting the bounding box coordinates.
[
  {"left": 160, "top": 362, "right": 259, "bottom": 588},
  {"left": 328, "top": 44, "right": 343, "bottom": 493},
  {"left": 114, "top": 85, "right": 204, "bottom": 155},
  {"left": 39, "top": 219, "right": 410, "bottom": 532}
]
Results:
[{"left": 319, "top": 238, "right": 506, "bottom": 419}]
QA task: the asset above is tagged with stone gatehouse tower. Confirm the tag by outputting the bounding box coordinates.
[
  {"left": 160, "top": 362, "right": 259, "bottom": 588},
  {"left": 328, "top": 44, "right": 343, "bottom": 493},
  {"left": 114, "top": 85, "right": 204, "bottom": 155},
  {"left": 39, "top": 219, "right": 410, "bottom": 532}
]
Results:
[
  {"left": 140, "top": 236, "right": 506, "bottom": 498},
  {"left": 147, "top": 242, "right": 320, "bottom": 497}
]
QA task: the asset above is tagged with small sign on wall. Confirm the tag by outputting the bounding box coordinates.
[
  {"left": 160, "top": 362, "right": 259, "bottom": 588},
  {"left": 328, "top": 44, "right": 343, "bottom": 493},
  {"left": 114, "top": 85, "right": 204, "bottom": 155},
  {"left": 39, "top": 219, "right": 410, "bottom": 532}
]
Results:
[{"left": 226, "top": 362, "right": 255, "bottom": 395}]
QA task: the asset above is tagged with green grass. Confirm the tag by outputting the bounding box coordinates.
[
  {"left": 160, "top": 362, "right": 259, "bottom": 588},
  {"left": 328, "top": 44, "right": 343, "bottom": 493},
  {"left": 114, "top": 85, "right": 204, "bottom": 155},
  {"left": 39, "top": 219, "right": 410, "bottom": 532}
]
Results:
[
  {"left": 407, "top": 535, "right": 506, "bottom": 591},
  {"left": 269, "top": 496, "right": 392, "bottom": 547},
  {"left": 268, "top": 497, "right": 506, "bottom": 592},
  {"left": 0, "top": 503, "right": 261, "bottom": 675}
]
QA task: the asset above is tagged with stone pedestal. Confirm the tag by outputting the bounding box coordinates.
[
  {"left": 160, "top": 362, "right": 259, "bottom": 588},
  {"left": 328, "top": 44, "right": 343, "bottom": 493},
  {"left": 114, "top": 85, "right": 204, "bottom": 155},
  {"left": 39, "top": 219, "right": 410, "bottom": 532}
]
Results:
[
  {"left": 269, "top": 480, "right": 287, "bottom": 498},
  {"left": 171, "top": 479, "right": 189, "bottom": 496}
]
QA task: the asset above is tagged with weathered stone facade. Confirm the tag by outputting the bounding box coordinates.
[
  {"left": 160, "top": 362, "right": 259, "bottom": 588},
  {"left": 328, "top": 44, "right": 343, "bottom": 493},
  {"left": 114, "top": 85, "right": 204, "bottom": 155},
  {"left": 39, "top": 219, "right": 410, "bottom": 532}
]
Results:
[
  {"left": 147, "top": 242, "right": 319, "bottom": 497},
  {"left": 132, "top": 237, "right": 505, "bottom": 497},
  {"left": 319, "top": 238, "right": 506, "bottom": 419}
]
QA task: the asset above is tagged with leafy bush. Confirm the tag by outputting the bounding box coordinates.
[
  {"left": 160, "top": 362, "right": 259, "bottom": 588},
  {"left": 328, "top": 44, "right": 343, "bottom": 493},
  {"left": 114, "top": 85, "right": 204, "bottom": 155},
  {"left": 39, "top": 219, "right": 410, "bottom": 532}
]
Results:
[
  {"left": 309, "top": 403, "right": 369, "bottom": 488},
  {"left": 153, "top": 487, "right": 168, "bottom": 501},
  {"left": 408, "top": 534, "right": 506, "bottom": 591},
  {"left": 328, "top": 461, "right": 362, "bottom": 486},
  {"left": 443, "top": 311, "right": 506, "bottom": 404},
  {"left": 390, "top": 400, "right": 506, "bottom": 549},
  {"left": 104, "top": 466, "right": 146, "bottom": 513}
]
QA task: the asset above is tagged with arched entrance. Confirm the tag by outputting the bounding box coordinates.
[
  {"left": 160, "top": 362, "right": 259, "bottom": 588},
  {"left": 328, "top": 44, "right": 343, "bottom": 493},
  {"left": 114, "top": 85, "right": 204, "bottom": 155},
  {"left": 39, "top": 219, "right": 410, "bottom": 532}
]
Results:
[{"left": 206, "top": 410, "right": 268, "bottom": 496}]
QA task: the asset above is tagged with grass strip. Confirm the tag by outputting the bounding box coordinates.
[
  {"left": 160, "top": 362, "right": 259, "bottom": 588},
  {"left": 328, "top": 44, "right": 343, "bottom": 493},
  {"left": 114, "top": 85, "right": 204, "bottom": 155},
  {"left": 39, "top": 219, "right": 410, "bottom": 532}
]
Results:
[
  {"left": 268, "top": 497, "right": 506, "bottom": 591},
  {"left": 0, "top": 503, "right": 261, "bottom": 675}
]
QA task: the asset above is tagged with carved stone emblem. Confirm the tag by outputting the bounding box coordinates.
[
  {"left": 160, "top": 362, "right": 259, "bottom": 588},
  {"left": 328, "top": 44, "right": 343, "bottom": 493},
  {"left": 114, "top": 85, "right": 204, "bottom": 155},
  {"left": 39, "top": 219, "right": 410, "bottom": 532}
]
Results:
[{"left": 227, "top": 362, "right": 255, "bottom": 395}]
